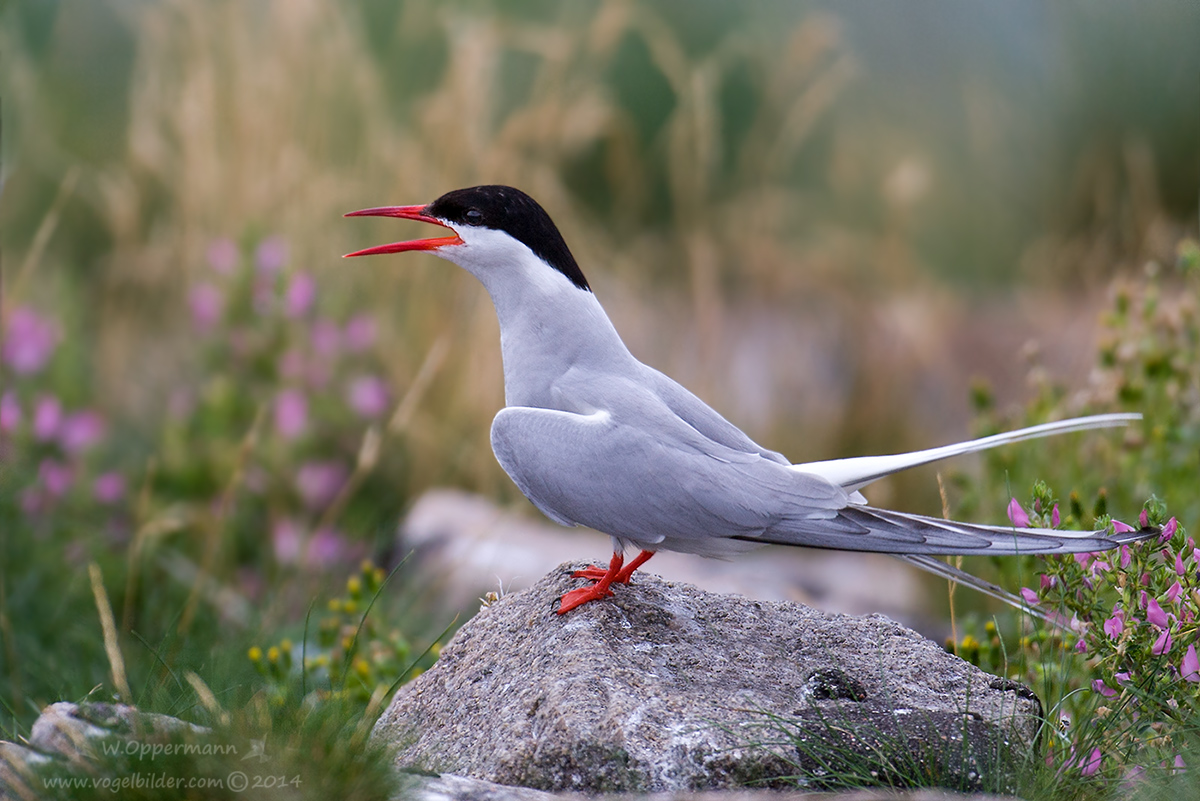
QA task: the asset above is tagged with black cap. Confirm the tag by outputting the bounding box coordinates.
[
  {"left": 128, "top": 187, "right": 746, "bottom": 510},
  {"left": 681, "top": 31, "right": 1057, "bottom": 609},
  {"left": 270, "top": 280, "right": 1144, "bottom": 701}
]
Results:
[{"left": 427, "top": 186, "right": 591, "bottom": 292}]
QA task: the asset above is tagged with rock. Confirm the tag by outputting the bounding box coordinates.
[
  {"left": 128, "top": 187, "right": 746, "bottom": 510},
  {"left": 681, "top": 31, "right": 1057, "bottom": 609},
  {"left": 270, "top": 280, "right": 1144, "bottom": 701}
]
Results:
[
  {"left": 400, "top": 488, "right": 931, "bottom": 624},
  {"left": 0, "top": 702, "right": 211, "bottom": 801},
  {"left": 398, "top": 771, "right": 1024, "bottom": 801},
  {"left": 373, "top": 564, "right": 1040, "bottom": 795},
  {"left": 399, "top": 771, "right": 567, "bottom": 801},
  {"left": 1, "top": 740, "right": 50, "bottom": 801},
  {"left": 27, "top": 701, "right": 207, "bottom": 762}
]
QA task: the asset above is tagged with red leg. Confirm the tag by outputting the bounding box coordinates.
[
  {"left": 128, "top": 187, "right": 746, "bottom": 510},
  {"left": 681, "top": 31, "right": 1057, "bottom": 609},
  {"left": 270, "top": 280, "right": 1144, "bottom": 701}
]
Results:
[
  {"left": 614, "top": 549, "right": 655, "bottom": 583},
  {"left": 558, "top": 550, "right": 657, "bottom": 615},
  {"left": 571, "top": 549, "right": 656, "bottom": 584}
]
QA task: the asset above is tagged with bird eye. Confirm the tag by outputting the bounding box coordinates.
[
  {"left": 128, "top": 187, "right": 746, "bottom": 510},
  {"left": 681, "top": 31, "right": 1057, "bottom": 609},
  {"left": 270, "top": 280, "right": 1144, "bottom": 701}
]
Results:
[{"left": 465, "top": 209, "right": 483, "bottom": 224}]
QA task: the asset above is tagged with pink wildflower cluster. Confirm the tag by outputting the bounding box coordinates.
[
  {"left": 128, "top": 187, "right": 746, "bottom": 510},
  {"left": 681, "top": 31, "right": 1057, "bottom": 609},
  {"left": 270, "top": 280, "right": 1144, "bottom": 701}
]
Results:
[
  {"left": 187, "top": 237, "right": 391, "bottom": 446},
  {"left": 1006, "top": 490, "right": 1197, "bottom": 779},
  {"left": 2, "top": 306, "right": 125, "bottom": 511},
  {"left": 177, "top": 235, "right": 400, "bottom": 572},
  {"left": 3, "top": 307, "right": 59, "bottom": 374},
  {"left": 5, "top": 392, "right": 124, "bottom": 512}
]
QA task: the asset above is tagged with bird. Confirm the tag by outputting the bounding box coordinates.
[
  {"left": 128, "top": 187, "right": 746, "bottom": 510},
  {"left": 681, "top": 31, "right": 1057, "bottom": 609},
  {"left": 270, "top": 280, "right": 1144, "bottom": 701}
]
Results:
[{"left": 345, "top": 185, "right": 1157, "bottom": 616}]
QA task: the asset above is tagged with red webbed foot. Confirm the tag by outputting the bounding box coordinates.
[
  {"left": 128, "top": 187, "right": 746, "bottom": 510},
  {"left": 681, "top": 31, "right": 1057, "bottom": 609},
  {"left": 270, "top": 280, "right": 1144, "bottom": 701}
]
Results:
[
  {"left": 558, "top": 582, "right": 616, "bottom": 613},
  {"left": 557, "top": 550, "right": 656, "bottom": 614}
]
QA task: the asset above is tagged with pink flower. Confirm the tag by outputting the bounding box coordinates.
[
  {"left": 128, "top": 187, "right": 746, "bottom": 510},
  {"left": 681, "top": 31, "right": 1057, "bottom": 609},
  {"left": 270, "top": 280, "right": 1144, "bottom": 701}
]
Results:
[
  {"left": 1007, "top": 498, "right": 1030, "bottom": 528},
  {"left": 1040, "top": 574, "right": 1057, "bottom": 591},
  {"left": 284, "top": 273, "right": 316, "bottom": 317},
  {"left": 32, "top": 396, "right": 62, "bottom": 440},
  {"left": 1020, "top": 587, "right": 1039, "bottom": 605},
  {"left": 1161, "top": 517, "right": 1178, "bottom": 543},
  {"left": 1146, "top": 598, "right": 1169, "bottom": 629},
  {"left": 0, "top": 392, "right": 21, "bottom": 432},
  {"left": 1120, "top": 545, "right": 1132, "bottom": 569},
  {"left": 1182, "top": 644, "right": 1200, "bottom": 682},
  {"left": 346, "top": 375, "right": 390, "bottom": 419},
  {"left": 1079, "top": 747, "right": 1102, "bottom": 776},
  {"left": 189, "top": 284, "right": 224, "bottom": 331},
  {"left": 92, "top": 472, "right": 126, "bottom": 504},
  {"left": 342, "top": 315, "right": 376, "bottom": 351},
  {"left": 1051, "top": 504, "right": 1060, "bottom": 527},
  {"left": 272, "top": 518, "right": 304, "bottom": 564},
  {"left": 2, "top": 307, "right": 59, "bottom": 374},
  {"left": 295, "top": 461, "right": 347, "bottom": 509},
  {"left": 38, "top": 459, "right": 73, "bottom": 497},
  {"left": 255, "top": 235, "right": 288, "bottom": 274},
  {"left": 1112, "top": 519, "right": 1134, "bottom": 534},
  {"left": 307, "top": 528, "right": 347, "bottom": 565},
  {"left": 1092, "top": 679, "right": 1117, "bottom": 697},
  {"left": 1152, "top": 628, "right": 1173, "bottom": 656},
  {"left": 1165, "top": 581, "right": 1183, "bottom": 604},
  {"left": 206, "top": 238, "right": 239, "bottom": 274},
  {"left": 59, "top": 410, "right": 106, "bottom": 453},
  {"left": 274, "top": 389, "right": 308, "bottom": 440},
  {"left": 310, "top": 319, "right": 340, "bottom": 357},
  {"left": 1122, "top": 765, "right": 1146, "bottom": 789},
  {"left": 1103, "top": 615, "right": 1124, "bottom": 639},
  {"left": 1074, "top": 551, "right": 1095, "bottom": 568},
  {"left": 1139, "top": 509, "right": 1150, "bottom": 528},
  {"left": 1175, "top": 755, "right": 1187, "bottom": 772},
  {"left": 1115, "top": 671, "right": 1131, "bottom": 683}
]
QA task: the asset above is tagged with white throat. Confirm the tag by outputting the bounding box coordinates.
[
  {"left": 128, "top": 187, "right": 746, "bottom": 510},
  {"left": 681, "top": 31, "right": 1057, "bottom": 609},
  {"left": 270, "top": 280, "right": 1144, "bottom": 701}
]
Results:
[{"left": 433, "top": 225, "right": 634, "bottom": 409}]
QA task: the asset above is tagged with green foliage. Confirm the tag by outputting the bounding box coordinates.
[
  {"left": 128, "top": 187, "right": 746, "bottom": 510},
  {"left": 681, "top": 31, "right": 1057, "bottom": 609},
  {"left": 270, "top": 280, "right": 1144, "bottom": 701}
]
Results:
[
  {"left": 249, "top": 560, "right": 444, "bottom": 708},
  {"left": 1, "top": 235, "right": 461, "bottom": 797},
  {"left": 21, "top": 694, "right": 399, "bottom": 801},
  {"left": 947, "top": 239, "right": 1200, "bottom": 795}
]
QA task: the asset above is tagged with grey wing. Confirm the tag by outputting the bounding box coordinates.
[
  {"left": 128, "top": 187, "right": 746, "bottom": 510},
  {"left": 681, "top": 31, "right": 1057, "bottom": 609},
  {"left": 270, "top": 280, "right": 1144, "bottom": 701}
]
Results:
[
  {"left": 638, "top": 365, "right": 790, "bottom": 465},
  {"left": 490, "top": 405, "right": 851, "bottom": 556}
]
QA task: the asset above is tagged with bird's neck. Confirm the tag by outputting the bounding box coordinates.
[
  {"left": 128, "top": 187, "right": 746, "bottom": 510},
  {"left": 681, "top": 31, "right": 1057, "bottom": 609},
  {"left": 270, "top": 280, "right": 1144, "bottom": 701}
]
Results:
[{"left": 479, "top": 274, "right": 634, "bottom": 410}]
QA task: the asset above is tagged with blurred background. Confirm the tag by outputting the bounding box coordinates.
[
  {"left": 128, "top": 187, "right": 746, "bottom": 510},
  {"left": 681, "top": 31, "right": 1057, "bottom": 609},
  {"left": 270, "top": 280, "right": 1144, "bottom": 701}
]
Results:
[{"left": 1, "top": 0, "right": 1198, "bottom": 732}]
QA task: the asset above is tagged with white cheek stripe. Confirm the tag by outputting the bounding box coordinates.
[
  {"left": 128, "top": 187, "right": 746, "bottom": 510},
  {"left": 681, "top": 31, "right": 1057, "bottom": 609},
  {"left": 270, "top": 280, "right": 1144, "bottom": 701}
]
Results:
[{"left": 444, "top": 225, "right": 583, "bottom": 296}]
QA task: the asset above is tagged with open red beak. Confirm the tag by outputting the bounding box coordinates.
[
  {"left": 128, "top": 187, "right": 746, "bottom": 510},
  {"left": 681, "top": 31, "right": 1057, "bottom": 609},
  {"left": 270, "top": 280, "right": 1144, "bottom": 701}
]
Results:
[{"left": 343, "top": 205, "right": 464, "bottom": 258}]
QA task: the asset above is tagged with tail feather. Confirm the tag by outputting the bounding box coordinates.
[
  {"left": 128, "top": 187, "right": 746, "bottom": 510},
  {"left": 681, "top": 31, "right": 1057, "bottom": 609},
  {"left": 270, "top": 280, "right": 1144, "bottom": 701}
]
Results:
[
  {"left": 791, "top": 413, "right": 1140, "bottom": 492},
  {"left": 774, "top": 412, "right": 1151, "bottom": 629},
  {"left": 736, "top": 510, "right": 1159, "bottom": 629},
  {"left": 738, "top": 505, "right": 1159, "bottom": 556},
  {"left": 894, "top": 554, "right": 1059, "bottom": 625}
]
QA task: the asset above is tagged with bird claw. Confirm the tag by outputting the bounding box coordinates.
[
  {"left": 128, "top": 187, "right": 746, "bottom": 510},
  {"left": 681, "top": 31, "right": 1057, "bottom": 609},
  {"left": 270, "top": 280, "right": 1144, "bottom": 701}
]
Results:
[{"left": 570, "top": 565, "right": 611, "bottom": 581}]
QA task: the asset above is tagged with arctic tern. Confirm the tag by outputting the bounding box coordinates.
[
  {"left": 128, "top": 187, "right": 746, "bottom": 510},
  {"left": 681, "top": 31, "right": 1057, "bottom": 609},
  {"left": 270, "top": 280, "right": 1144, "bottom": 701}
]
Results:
[{"left": 346, "top": 185, "right": 1156, "bottom": 615}]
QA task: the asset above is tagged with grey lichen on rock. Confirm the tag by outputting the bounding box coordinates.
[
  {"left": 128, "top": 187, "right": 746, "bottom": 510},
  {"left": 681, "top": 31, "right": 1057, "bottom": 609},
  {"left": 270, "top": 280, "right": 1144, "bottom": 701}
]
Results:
[{"left": 372, "top": 563, "right": 1042, "bottom": 794}]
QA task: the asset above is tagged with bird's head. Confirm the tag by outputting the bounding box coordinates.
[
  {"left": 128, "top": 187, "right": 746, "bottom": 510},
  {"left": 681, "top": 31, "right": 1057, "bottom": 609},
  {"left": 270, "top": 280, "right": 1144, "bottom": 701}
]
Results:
[{"left": 344, "top": 185, "right": 590, "bottom": 292}]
